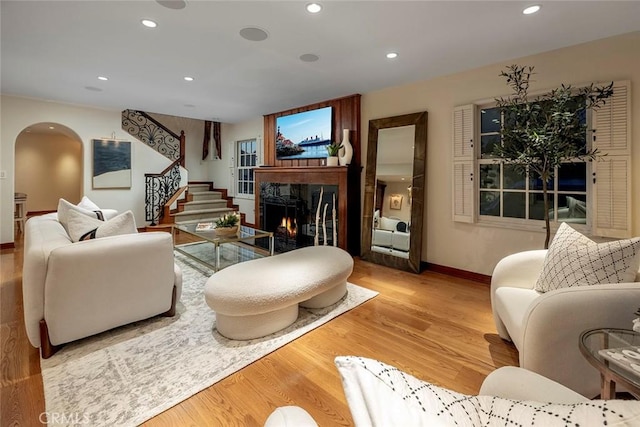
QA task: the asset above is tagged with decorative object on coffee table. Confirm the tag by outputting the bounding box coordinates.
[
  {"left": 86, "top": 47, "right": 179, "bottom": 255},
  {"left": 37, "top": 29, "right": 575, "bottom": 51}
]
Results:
[{"left": 214, "top": 212, "right": 240, "bottom": 236}]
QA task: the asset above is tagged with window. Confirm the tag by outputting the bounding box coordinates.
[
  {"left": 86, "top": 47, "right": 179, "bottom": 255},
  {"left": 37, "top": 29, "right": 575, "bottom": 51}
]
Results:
[
  {"left": 452, "top": 80, "right": 631, "bottom": 238},
  {"left": 236, "top": 139, "right": 257, "bottom": 197},
  {"left": 478, "top": 106, "right": 588, "bottom": 225}
]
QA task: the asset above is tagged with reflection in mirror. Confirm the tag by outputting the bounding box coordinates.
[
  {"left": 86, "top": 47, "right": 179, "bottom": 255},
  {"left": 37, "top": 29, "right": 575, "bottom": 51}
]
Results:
[
  {"left": 371, "top": 126, "right": 415, "bottom": 260},
  {"left": 361, "top": 112, "right": 427, "bottom": 273}
]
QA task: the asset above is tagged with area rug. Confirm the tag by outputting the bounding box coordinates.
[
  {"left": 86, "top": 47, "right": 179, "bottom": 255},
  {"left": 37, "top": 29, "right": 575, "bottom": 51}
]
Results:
[{"left": 40, "top": 253, "right": 377, "bottom": 427}]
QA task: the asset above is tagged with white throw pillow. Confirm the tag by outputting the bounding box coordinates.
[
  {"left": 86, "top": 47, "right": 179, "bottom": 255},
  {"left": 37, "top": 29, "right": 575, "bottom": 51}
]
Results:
[
  {"left": 76, "top": 196, "right": 101, "bottom": 211},
  {"left": 535, "top": 222, "right": 640, "bottom": 293},
  {"left": 379, "top": 216, "right": 399, "bottom": 231},
  {"left": 335, "top": 356, "right": 640, "bottom": 426},
  {"left": 57, "top": 198, "right": 119, "bottom": 233},
  {"left": 67, "top": 209, "right": 137, "bottom": 242}
]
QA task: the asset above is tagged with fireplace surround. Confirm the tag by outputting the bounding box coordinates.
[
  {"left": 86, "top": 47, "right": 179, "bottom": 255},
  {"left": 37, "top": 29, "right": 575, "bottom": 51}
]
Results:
[{"left": 255, "top": 166, "right": 356, "bottom": 253}]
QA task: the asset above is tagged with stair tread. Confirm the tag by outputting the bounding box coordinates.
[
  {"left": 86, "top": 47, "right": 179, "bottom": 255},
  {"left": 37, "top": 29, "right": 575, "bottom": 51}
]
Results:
[
  {"left": 172, "top": 207, "right": 234, "bottom": 216},
  {"left": 174, "top": 217, "right": 225, "bottom": 225},
  {"left": 184, "top": 200, "right": 226, "bottom": 205},
  {"left": 189, "top": 191, "right": 222, "bottom": 195}
]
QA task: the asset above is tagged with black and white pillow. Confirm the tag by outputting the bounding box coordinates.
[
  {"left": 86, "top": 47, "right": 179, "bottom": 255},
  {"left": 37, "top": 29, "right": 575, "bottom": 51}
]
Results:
[
  {"left": 335, "top": 356, "right": 640, "bottom": 426},
  {"left": 67, "top": 210, "right": 137, "bottom": 242},
  {"left": 534, "top": 222, "right": 640, "bottom": 293}
]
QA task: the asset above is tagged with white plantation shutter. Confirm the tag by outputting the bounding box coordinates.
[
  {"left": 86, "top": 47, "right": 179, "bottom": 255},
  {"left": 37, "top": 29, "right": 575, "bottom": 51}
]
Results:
[
  {"left": 453, "top": 105, "right": 475, "bottom": 160},
  {"left": 453, "top": 104, "right": 476, "bottom": 222},
  {"left": 593, "top": 157, "right": 630, "bottom": 237},
  {"left": 593, "top": 81, "right": 630, "bottom": 154},
  {"left": 592, "top": 81, "right": 631, "bottom": 238},
  {"left": 453, "top": 162, "right": 474, "bottom": 222}
]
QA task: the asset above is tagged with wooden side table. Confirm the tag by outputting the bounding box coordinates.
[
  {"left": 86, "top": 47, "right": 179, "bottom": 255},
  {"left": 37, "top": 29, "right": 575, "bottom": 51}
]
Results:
[{"left": 579, "top": 328, "right": 640, "bottom": 399}]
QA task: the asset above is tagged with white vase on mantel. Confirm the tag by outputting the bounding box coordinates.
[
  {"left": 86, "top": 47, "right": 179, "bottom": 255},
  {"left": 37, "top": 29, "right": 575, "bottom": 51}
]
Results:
[
  {"left": 338, "top": 129, "right": 353, "bottom": 166},
  {"left": 326, "top": 156, "right": 339, "bottom": 166}
]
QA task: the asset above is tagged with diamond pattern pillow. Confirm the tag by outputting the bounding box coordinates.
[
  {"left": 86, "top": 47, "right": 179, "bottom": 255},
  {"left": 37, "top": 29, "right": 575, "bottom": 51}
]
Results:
[
  {"left": 534, "top": 222, "right": 640, "bottom": 293},
  {"left": 335, "top": 356, "right": 640, "bottom": 426}
]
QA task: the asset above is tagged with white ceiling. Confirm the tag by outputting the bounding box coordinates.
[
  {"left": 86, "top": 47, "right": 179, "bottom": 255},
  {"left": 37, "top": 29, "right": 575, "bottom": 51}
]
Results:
[{"left": 2, "top": 1, "right": 639, "bottom": 124}]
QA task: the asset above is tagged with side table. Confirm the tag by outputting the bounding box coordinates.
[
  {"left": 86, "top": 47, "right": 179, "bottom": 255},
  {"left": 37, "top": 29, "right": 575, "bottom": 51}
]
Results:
[{"left": 579, "top": 328, "right": 640, "bottom": 399}]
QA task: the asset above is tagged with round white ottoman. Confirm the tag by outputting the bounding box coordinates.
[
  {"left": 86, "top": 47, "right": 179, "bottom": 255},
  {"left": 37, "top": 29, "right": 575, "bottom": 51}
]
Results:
[{"left": 204, "top": 246, "right": 353, "bottom": 340}]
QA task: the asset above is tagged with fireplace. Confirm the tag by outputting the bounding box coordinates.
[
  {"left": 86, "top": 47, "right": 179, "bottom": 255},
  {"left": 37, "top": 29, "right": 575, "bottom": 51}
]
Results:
[
  {"left": 260, "top": 183, "right": 338, "bottom": 252},
  {"left": 255, "top": 166, "right": 355, "bottom": 254}
]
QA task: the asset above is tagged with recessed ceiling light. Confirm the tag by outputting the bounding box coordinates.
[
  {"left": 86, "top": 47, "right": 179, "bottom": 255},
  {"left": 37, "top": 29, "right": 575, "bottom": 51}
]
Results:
[
  {"left": 300, "top": 53, "right": 319, "bottom": 62},
  {"left": 306, "top": 3, "right": 322, "bottom": 13},
  {"left": 386, "top": 52, "right": 398, "bottom": 59},
  {"left": 48, "top": 126, "right": 55, "bottom": 130},
  {"left": 141, "top": 19, "right": 158, "bottom": 28},
  {"left": 184, "top": 76, "right": 194, "bottom": 81},
  {"left": 98, "top": 76, "right": 108, "bottom": 81},
  {"left": 239, "top": 27, "right": 269, "bottom": 42},
  {"left": 523, "top": 5, "right": 541, "bottom": 15}
]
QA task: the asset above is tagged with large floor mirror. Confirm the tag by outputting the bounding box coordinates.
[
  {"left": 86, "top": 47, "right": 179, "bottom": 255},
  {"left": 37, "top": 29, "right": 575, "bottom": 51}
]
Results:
[{"left": 361, "top": 111, "right": 427, "bottom": 273}]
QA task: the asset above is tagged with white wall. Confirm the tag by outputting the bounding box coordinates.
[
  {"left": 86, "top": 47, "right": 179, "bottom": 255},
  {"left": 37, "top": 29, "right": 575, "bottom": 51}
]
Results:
[
  {"left": 0, "top": 96, "right": 211, "bottom": 243},
  {"left": 15, "top": 131, "right": 82, "bottom": 212},
  {"left": 211, "top": 118, "right": 264, "bottom": 224},
  {"left": 361, "top": 31, "right": 640, "bottom": 275}
]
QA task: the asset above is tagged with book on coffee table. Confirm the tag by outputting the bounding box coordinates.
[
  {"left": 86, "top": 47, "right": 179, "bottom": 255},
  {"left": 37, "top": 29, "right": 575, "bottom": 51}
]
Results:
[
  {"left": 195, "top": 222, "right": 214, "bottom": 232},
  {"left": 598, "top": 346, "right": 640, "bottom": 376}
]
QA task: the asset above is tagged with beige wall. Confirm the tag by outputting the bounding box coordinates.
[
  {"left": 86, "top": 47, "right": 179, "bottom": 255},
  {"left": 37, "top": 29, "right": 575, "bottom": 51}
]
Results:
[
  {"left": 380, "top": 181, "right": 411, "bottom": 222},
  {"left": 15, "top": 131, "right": 82, "bottom": 213},
  {"left": 361, "top": 31, "right": 640, "bottom": 275}
]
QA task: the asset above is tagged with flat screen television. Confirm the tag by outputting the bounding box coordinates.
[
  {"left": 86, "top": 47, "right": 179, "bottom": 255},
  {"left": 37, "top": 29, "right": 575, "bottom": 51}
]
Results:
[{"left": 275, "top": 106, "right": 333, "bottom": 160}]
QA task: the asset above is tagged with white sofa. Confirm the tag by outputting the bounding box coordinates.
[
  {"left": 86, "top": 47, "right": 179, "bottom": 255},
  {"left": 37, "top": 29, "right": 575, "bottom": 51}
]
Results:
[
  {"left": 491, "top": 249, "right": 640, "bottom": 397},
  {"left": 371, "top": 216, "right": 410, "bottom": 258},
  {"left": 265, "top": 358, "right": 640, "bottom": 426},
  {"left": 23, "top": 213, "right": 182, "bottom": 358}
]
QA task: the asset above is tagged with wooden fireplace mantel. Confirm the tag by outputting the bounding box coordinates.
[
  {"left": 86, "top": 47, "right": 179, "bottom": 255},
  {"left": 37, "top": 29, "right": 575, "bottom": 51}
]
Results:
[{"left": 255, "top": 166, "right": 349, "bottom": 252}]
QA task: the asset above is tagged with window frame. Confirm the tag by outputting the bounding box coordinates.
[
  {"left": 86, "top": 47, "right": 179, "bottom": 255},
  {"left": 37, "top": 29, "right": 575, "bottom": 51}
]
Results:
[
  {"left": 235, "top": 138, "right": 258, "bottom": 199},
  {"left": 475, "top": 103, "right": 593, "bottom": 235}
]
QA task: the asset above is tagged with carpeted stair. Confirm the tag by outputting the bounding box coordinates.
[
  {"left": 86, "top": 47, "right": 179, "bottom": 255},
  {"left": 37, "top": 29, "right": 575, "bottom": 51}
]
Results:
[{"left": 172, "top": 183, "right": 236, "bottom": 226}]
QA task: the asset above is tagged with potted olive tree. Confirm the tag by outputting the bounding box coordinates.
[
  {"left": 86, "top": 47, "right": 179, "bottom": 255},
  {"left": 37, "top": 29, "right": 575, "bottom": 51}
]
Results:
[{"left": 493, "top": 65, "right": 613, "bottom": 248}]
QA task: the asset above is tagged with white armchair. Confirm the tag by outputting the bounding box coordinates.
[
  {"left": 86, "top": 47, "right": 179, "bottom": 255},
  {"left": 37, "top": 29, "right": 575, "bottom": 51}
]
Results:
[{"left": 491, "top": 249, "right": 640, "bottom": 397}]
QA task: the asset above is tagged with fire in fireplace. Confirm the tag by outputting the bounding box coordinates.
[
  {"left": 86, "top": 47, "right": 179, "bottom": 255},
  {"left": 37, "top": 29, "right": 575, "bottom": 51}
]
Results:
[{"left": 278, "top": 216, "right": 297, "bottom": 238}]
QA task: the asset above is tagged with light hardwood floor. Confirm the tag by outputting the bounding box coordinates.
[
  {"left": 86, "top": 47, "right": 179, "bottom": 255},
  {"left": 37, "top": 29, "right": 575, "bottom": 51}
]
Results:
[{"left": 1, "top": 231, "right": 518, "bottom": 426}]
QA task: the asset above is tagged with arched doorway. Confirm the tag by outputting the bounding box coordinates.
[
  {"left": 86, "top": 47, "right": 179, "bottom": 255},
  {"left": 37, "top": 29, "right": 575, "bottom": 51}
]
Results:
[{"left": 14, "top": 122, "right": 83, "bottom": 216}]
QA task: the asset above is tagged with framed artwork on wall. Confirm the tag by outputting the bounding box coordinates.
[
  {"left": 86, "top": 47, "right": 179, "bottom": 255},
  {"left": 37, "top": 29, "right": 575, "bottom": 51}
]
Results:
[
  {"left": 92, "top": 139, "right": 132, "bottom": 189},
  {"left": 390, "top": 194, "right": 403, "bottom": 210}
]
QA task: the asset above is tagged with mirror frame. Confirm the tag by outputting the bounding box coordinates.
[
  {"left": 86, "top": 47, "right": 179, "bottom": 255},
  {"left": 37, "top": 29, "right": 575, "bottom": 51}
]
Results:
[{"left": 361, "top": 111, "right": 428, "bottom": 273}]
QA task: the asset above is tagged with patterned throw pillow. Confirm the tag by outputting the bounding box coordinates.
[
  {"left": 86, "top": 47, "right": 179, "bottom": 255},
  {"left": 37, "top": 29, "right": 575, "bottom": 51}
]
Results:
[
  {"left": 534, "top": 222, "right": 640, "bottom": 293},
  {"left": 335, "top": 356, "right": 640, "bottom": 426},
  {"left": 67, "top": 210, "right": 137, "bottom": 242}
]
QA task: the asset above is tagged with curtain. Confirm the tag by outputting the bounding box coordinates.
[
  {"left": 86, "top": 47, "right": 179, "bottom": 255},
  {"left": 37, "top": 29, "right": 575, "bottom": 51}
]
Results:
[{"left": 202, "top": 121, "right": 211, "bottom": 160}]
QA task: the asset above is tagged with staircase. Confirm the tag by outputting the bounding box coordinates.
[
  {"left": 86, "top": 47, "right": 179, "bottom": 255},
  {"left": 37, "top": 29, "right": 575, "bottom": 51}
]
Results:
[
  {"left": 122, "top": 110, "right": 243, "bottom": 228},
  {"left": 163, "top": 183, "right": 239, "bottom": 227}
]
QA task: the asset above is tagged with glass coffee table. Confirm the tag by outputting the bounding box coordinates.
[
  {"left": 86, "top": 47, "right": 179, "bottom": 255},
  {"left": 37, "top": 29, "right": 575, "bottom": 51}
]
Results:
[
  {"left": 579, "top": 328, "right": 640, "bottom": 399},
  {"left": 173, "top": 223, "right": 274, "bottom": 272}
]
